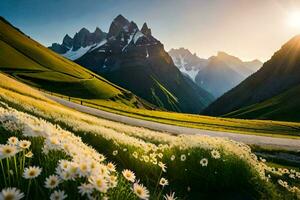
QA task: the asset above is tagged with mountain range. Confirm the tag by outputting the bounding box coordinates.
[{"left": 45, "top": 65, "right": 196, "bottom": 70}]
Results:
[
  {"left": 204, "top": 35, "right": 300, "bottom": 121},
  {"left": 169, "top": 48, "right": 262, "bottom": 98},
  {"left": 1, "top": 14, "right": 300, "bottom": 122},
  {"left": 50, "top": 15, "right": 214, "bottom": 113},
  {"left": 0, "top": 16, "right": 152, "bottom": 109}
]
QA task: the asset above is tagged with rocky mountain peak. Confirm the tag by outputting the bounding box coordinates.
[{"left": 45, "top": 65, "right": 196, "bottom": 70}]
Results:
[
  {"left": 78, "top": 27, "right": 90, "bottom": 34},
  {"left": 216, "top": 51, "right": 243, "bottom": 64},
  {"left": 141, "top": 22, "right": 151, "bottom": 36},
  {"left": 114, "top": 14, "right": 130, "bottom": 25},
  {"left": 49, "top": 26, "right": 107, "bottom": 53},
  {"left": 108, "top": 15, "right": 131, "bottom": 37},
  {"left": 217, "top": 51, "right": 239, "bottom": 60},
  {"left": 94, "top": 27, "right": 102, "bottom": 33},
  {"left": 62, "top": 34, "right": 73, "bottom": 47},
  {"left": 129, "top": 21, "right": 138, "bottom": 33}
]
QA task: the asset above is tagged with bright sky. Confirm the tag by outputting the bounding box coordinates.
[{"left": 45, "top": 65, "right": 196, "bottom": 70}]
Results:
[{"left": 1, "top": 0, "right": 300, "bottom": 61}]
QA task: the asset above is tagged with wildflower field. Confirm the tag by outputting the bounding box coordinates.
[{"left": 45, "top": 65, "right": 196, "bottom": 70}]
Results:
[{"left": 0, "top": 73, "right": 299, "bottom": 200}]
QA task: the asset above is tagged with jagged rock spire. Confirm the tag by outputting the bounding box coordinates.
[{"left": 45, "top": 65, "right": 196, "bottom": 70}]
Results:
[{"left": 141, "top": 22, "right": 151, "bottom": 36}]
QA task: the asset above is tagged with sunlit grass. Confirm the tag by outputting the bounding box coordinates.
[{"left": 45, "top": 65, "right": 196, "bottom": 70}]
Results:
[
  {"left": 0, "top": 70, "right": 299, "bottom": 199},
  {"left": 44, "top": 91, "right": 300, "bottom": 139}
]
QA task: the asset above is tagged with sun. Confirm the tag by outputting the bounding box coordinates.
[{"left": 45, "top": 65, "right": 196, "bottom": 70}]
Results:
[{"left": 287, "top": 11, "right": 300, "bottom": 28}]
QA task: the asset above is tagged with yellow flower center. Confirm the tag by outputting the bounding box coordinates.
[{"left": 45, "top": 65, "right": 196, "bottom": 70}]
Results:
[
  {"left": 50, "top": 180, "right": 56, "bottom": 186},
  {"left": 4, "top": 194, "right": 14, "bottom": 200},
  {"left": 81, "top": 165, "right": 87, "bottom": 171},
  {"left": 136, "top": 188, "right": 142, "bottom": 195},
  {"left": 96, "top": 180, "right": 103, "bottom": 187},
  {"left": 4, "top": 149, "right": 12, "bottom": 154},
  {"left": 29, "top": 171, "right": 36, "bottom": 176}
]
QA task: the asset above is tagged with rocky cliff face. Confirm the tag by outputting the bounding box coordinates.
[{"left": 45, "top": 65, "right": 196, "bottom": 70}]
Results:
[{"left": 49, "top": 27, "right": 107, "bottom": 54}]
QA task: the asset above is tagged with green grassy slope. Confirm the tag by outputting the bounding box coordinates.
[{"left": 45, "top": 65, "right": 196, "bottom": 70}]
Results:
[
  {"left": 224, "top": 84, "right": 300, "bottom": 122},
  {"left": 0, "top": 72, "right": 296, "bottom": 200},
  {"left": 0, "top": 17, "right": 149, "bottom": 107},
  {"left": 204, "top": 35, "right": 300, "bottom": 122}
]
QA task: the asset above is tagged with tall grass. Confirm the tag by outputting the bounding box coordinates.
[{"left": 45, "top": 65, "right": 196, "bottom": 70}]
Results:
[{"left": 0, "top": 74, "right": 299, "bottom": 199}]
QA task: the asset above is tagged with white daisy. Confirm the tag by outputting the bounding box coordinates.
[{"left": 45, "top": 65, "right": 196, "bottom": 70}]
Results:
[
  {"left": 180, "top": 154, "right": 186, "bottom": 161},
  {"left": 7, "top": 137, "right": 19, "bottom": 146},
  {"left": 77, "top": 162, "right": 90, "bottom": 177},
  {"left": 200, "top": 158, "right": 208, "bottom": 167},
  {"left": 112, "top": 150, "right": 118, "bottom": 156},
  {"left": 89, "top": 175, "right": 108, "bottom": 193},
  {"left": 132, "top": 151, "right": 138, "bottom": 159},
  {"left": 44, "top": 175, "right": 60, "bottom": 189},
  {"left": 159, "top": 178, "right": 169, "bottom": 187},
  {"left": 0, "top": 187, "right": 24, "bottom": 200},
  {"left": 50, "top": 190, "right": 67, "bottom": 200},
  {"left": 211, "top": 150, "right": 221, "bottom": 159},
  {"left": 25, "top": 151, "right": 33, "bottom": 158},
  {"left": 158, "top": 153, "right": 163, "bottom": 158},
  {"left": 0, "top": 145, "right": 17, "bottom": 158},
  {"left": 158, "top": 162, "right": 167, "bottom": 172},
  {"left": 122, "top": 169, "right": 135, "bottom": 182},
  {"left": 164, "top": 191, "right": 177, "bottom": 200},
  {"left": 18, "top": 140, "right": 31, "bottom": 149},
  {"left": 108, "top": 175, "right": 118, "bottom": 188},
  {"left": 170, "top": 155, "right": 175, "bottom": 161},
  {"left": 23, "top": 166, "right": 42, "bottom": 179},
  {"left": 107, "top": 162, "right": 116, "bottom": 172},
  {"left": 133, "top": 183, "right": 149, "bottom": 200},
  {"left": 78, "top": 183, "right": 93, "bottom": 196}
]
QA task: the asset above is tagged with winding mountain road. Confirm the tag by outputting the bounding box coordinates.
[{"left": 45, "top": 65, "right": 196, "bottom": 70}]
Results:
[{"left": 48, "top": 95, "right": 300, "bottom": 151}]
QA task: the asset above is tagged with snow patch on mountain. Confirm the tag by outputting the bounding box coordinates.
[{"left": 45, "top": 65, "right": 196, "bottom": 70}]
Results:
[
  {"left": 133, "top": 31, "right": 144, "bottom": 44},
  {"left": 62, "top": 39, "right": 108, "bottom": 60},
  {"left": 89, "top": 39, "right": 107, "bottom": 52},
  {"left": 179, "top": 67, "right": 199, "bottom": 81},
  {"left": 62, "top": 46, "right": 91, "bottom": 60}
]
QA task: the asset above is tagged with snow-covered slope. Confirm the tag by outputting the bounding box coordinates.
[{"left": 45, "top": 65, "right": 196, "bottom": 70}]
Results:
[
  {"left": 169, "top": 48, "right": 208, "bottom": 81},
  {"left": 62, "top": 46, "right": 91, "bottom": 60},
  {"left": 49, "top": 27, "right": 107, "bottom": 59},
  {"left": 61, "top": 39, "right": 108, "bottom": 60}
]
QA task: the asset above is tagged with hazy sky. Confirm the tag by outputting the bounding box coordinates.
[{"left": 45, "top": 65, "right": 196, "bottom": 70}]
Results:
[{"left": 1, "top": 0, "right": 300, "bottom": 61}]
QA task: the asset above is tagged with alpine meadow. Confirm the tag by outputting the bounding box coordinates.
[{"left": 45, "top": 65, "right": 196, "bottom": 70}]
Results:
[{"left": 0, "top": 1, "right": 300, "bottom": 200}]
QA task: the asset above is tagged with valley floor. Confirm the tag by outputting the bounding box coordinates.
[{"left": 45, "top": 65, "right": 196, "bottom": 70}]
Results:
[
  {"left": 41, "top": 90, "right": 300, "bottom": 139},
  {"left": 48, "top": 95, "right": 300, "bottom": 151}
]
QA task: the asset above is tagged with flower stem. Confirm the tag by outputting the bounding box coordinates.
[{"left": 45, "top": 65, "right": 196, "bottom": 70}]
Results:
[
  {"left": 26, "top": 180, "right": 31, "bottom": 200},
  {"left": 153, "top": 170, "right": 163, "bottom": 196},
  {"left": 0, "top": 159, "right": 7, "bottom": 186},
  {"left": 13, "top": 155, "right": 18, "bottom": 180},
  {"left": 6, "top": 157, "right": 11, "bottom": 185},
  {"left": 22, "top": 151, "right": 26, "bottom": 173}
]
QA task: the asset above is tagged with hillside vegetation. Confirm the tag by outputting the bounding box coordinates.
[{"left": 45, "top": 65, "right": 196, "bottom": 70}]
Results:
[
  {"left": 204, "top": 35, "right": 300, "bottom": 122},
  {"left": 0, "top": 17, "right": 148, "bottom": 108},
  {"left": 47, "top": 93, "right": 300, "bottom": 139},
  {"left": 0, "top": 72, "right": 300, "bottom": 199},
  {"left": 224, "top": 84, "right": 300, "bottom": 122}
]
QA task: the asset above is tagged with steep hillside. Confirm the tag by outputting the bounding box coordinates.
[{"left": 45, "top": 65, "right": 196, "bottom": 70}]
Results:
[
  {"left": 169, "top": 49, "right": 262, "bottom": 97},
  {"left": 0, "top": 17, "right": 149, "bottom": 108},
  {"left": 224, "top": 84, "right": 300, "bottom": 122},
  {"left": 50, "top": 15, "right": 214, "bottom": 113},
  {"left": 204, "top": 35, "right": 300, "bottom": 121}
]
